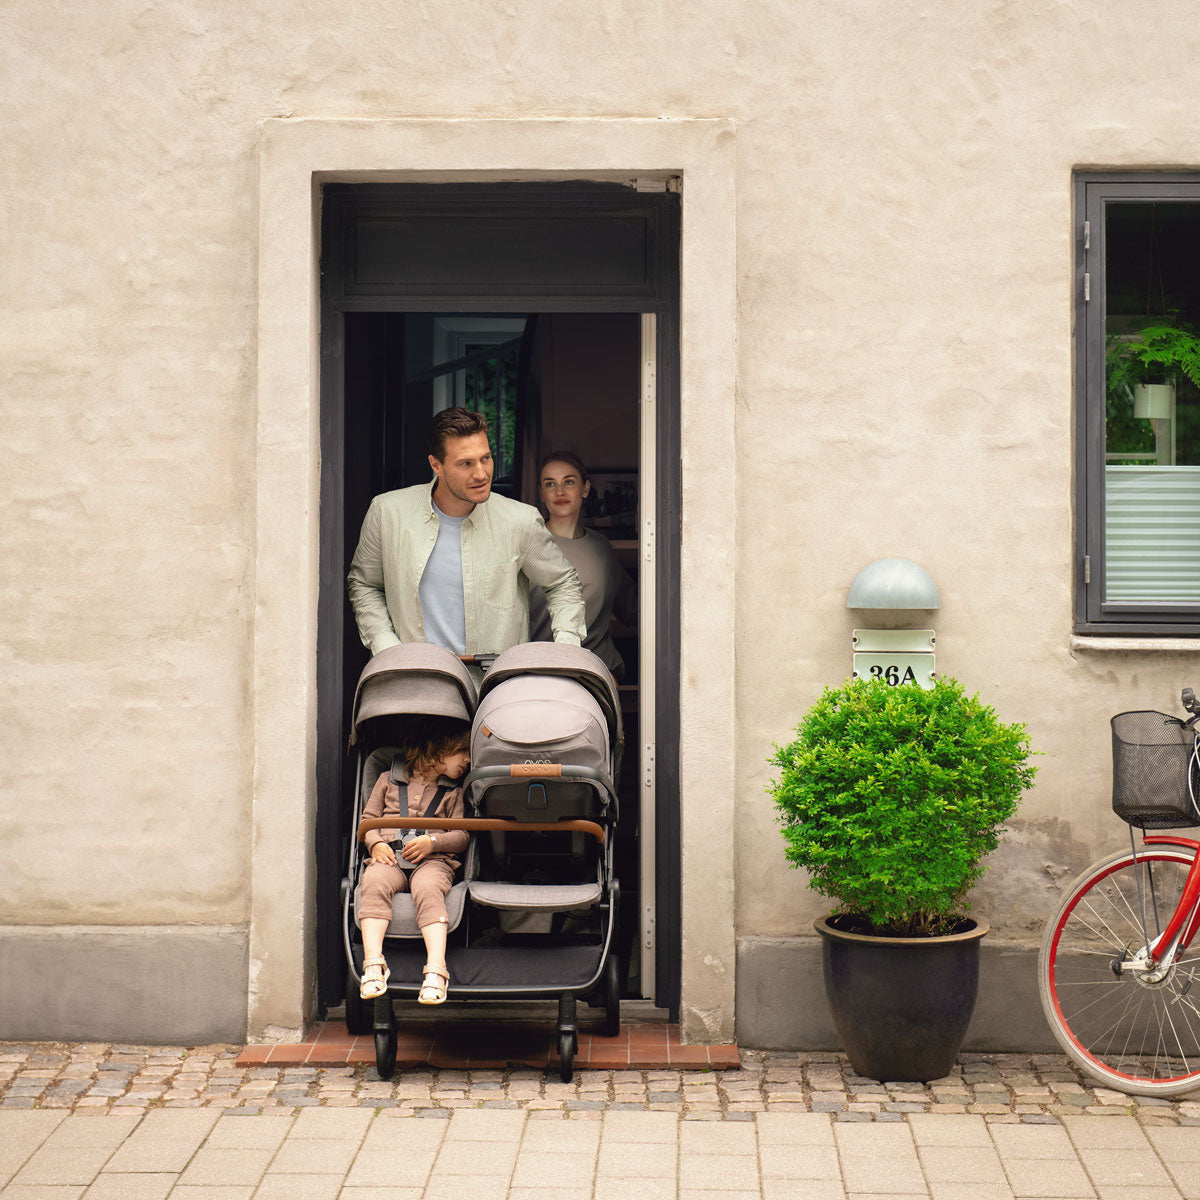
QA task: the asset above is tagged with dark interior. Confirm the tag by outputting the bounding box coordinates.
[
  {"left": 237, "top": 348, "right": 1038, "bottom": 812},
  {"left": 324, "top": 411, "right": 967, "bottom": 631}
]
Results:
[{"left": 339, "top": 311, "right": 643, "bottom": 997}]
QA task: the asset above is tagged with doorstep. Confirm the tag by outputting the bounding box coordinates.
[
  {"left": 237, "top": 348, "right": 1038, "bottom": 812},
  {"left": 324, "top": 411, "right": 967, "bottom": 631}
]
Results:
[{"left": 237, "top": 1019, "right": 740, "bottom": 1071}]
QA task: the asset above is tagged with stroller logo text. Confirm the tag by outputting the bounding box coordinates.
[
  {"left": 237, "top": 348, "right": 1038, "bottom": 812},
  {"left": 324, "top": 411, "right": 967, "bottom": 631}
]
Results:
[{"left": 524, "top": 757, "right": 553, "bottom": 765}]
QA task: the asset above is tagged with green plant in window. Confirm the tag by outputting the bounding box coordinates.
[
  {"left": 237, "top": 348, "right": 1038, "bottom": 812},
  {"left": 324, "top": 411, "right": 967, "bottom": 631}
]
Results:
[
  {"left": 1122, "top": 320, "right": 1200, "bottom": 389},
  {"left": 767, "top": 677, "right": 1037, "bottom": 937},
  {"left": 1106, "top": 319, "right": 1200, "bottom": 460},
  {"left": 1107, "top": 319, "right": 1200, "bottom": 402},
  {"left": 1105, "top": 338, "right": 1155, "bottom": 457},
  {"left": 464, "top": 350, "right": 519, "bottom": 478}
]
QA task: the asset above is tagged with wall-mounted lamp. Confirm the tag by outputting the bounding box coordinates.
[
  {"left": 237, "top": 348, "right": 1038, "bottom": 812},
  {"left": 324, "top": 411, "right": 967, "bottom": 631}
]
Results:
[
  {"left": 846, "top": 557, "right": 941, "bottom": 611},
  {"left": 847, "top": 558, "right": 939, "bottom": 687}
]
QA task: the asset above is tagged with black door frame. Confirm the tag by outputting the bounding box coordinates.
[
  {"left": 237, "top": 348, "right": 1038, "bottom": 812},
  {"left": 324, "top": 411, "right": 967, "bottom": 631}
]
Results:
[{"left": 315, "top": 181, "right": 682, "bottom": 1016}]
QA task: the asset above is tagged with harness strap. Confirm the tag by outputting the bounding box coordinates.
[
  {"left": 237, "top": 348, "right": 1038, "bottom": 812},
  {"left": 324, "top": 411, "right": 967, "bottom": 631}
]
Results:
[
  {"left": 389, "top": 756, "right": 450, "bottom": 818},
  {"left": 423, "top": 786, "right": 450, "bottom": 819}
]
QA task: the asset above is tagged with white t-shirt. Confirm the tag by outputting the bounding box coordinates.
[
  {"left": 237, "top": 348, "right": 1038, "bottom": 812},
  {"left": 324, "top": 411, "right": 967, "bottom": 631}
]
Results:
[{"left": 418, "top": 508, "right": 467, "bottom": 653}]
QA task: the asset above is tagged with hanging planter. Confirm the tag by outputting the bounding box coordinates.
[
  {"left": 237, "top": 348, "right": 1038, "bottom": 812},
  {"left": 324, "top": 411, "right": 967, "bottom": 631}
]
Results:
[{"left": 1133, "top": 382, "right": 1175, "bottom": 421}]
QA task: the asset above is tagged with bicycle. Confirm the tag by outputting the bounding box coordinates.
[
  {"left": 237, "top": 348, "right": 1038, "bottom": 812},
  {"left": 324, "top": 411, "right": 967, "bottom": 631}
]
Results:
[{"left": 1039, "top": 688, "right": 1200, "bottom": 1095}]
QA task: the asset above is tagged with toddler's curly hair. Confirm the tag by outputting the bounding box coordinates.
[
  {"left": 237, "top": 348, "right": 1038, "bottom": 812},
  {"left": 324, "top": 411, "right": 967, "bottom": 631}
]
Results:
[{"left": 403, "top": 717, "right": 470, "bottom": 781}]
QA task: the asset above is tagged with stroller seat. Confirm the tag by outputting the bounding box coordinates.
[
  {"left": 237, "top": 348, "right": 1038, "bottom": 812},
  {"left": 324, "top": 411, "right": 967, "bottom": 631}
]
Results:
[
  {"left": 354, "top": 881, "right": 469, "bottom": 935},
  {"left": 467, "top": 879, "right": 602, "bottom": 910}
]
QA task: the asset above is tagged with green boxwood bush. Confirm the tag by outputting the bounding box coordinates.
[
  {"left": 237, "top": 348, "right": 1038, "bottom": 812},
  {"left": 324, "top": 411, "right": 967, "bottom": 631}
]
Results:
[{"left": 768, "top": 677, "right": 1037, "bottom": 937}]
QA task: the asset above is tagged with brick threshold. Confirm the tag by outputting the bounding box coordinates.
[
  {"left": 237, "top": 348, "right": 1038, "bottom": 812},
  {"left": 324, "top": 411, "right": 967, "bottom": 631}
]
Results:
[{"left": 238, "top": 1020, "right": 740, "bottom": 1071}]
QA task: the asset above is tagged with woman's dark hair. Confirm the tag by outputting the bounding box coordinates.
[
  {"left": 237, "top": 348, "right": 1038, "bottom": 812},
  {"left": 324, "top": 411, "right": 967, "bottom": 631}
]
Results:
[
  {"left": 429, "top": 407, "right": 490, "bottom": 461},
  {"left": 403, "top": 717, "right": 471, "bottom": 780},
  {"left": 538, "top": 449, "right": 589, "bottom": 484}
]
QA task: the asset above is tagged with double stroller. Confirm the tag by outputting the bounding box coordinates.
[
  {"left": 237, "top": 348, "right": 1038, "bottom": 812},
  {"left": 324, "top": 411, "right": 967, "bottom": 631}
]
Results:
[{"left": 341, "top": 640, "right": 622, "bottom": 1081}]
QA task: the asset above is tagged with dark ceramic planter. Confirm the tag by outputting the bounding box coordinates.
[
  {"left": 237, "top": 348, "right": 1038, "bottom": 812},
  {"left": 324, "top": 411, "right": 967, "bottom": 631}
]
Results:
[{"left": 814, "top": 915, "right": 988, "bottom": 1082}]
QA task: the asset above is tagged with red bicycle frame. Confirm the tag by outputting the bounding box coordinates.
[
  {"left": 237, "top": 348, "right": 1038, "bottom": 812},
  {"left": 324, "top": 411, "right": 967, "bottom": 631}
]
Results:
[{"left": 1140, "top": 834, "right": 1200, "bottom": 962}]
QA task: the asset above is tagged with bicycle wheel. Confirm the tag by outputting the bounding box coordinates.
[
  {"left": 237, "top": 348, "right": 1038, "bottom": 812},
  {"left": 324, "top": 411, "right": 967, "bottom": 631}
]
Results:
[{"left": 1040, "top": 844, "right": 1200, "bottom": 1096}]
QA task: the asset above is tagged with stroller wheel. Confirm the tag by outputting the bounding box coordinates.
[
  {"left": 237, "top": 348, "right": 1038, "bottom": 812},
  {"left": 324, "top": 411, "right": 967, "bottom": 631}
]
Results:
[
  {"left": 557, "top": 1030, "right": 576, "bottom": 1083},
  {"left": 374, "top": 1027, "right": 397, "bottom": 1080},
  {"left": 344, "top": 967, "right": 372, "bottom": 1036},
  {"left": 602, "top": 955, "right": 621, "bottom": 1039}
]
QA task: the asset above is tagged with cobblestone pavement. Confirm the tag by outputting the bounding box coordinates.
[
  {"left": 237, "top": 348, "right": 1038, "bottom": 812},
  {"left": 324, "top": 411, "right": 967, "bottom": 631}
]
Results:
[{"left": 3, "top": 1044, "right": 1200, "bottom": 1124}]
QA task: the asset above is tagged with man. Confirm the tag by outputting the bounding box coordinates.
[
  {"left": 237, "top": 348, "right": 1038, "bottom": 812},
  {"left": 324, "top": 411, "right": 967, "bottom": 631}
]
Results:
[{"left": 347, "top": 407, "right": 586, "bottom": 662}]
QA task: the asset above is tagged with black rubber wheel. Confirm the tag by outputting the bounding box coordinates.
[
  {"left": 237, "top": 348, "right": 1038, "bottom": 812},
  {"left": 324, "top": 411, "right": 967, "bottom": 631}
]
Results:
[
  {"left": 558, "top": 1030, "right": 575, "bottom": 1083},
  {"left": 344, "top": 968, "right": 371, "bottom": 1036},
  {"left": 602, "top": 955, "right": 621, "bottom": 1039},
  {"left": 374, "top": 1027, "right": 396, "bottom": 1081}
]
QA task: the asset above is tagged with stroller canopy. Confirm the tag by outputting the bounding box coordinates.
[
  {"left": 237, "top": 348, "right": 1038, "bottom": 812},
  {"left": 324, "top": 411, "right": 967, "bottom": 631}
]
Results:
[
  {"left": 349, "top": 642, "right": 478, "bottom": 746},
  {"left": 476, "top": 643, "right": 622, "bottom": 752},
  {"left": 474, "top": 673, "right": 611, "bottom": 775}
]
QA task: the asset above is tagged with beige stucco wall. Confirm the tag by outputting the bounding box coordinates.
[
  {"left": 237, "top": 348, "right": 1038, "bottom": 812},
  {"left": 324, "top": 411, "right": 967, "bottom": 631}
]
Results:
[{"left": 2, "top": 1, "right": 1199, "bottom": 1044}]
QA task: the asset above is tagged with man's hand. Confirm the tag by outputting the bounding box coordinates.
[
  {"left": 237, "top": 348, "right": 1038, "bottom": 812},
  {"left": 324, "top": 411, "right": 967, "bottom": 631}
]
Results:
[
  {"left": 369, "top": 842, "right": 397, "bottom": 867},
  {"left": 400, "top": 835, "right": 435, "bottom": 865}
]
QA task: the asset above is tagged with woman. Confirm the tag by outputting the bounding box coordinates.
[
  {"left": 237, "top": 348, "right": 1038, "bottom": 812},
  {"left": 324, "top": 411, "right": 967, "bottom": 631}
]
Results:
[{"left": 528, "top": 450, "right": 637, "bottom": 680}]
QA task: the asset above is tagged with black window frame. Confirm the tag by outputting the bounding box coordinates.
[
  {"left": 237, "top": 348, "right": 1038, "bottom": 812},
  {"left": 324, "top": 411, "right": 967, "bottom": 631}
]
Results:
[{"left": 1076, "top": 172, "right": 1200, "bottom": 635}]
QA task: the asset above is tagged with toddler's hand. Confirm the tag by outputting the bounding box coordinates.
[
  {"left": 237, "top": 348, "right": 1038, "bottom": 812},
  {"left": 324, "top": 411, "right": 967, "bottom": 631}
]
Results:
[
  {"left": 370, "top": 843, "right": 397, "bottom": 866},
  {"left": 401, "top": 835, "right": 433, "bottom": 864}
]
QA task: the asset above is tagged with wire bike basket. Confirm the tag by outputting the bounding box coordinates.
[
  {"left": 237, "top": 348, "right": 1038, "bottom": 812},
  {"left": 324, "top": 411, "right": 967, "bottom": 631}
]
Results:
[{"left": 1111, "top": 710, "right": 1200, "bottom": 829}]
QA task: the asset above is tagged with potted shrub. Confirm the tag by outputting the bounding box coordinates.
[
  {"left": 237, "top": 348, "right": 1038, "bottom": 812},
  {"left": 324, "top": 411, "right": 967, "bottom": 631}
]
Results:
[{"left": 768, "top": 676, "right": 1036, "bottom": 1081}]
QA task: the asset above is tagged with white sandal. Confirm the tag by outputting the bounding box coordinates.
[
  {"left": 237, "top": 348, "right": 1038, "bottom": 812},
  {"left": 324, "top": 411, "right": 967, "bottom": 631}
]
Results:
[
  {"left": 359, "top": 956, "right": 390, "bottom": 1000},
  {"left": 418, "top": 964, "right": 449, "bottom": 1005}
]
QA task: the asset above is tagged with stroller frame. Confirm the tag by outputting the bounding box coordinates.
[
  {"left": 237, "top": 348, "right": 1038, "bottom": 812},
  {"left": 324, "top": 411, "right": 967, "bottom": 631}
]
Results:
[{"left": 340, "top": 643, "right": 623, "bottom": 1082}]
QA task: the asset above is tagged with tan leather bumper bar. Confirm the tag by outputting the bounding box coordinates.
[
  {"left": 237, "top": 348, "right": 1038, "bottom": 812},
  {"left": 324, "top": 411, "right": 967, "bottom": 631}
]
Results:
[{"left": 357, "top": 816, "right": 605, "bottom": 845}]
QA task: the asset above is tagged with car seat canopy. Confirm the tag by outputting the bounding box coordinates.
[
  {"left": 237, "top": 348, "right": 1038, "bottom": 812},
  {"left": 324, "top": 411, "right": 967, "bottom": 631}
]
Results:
[{"left": 474, "top": 676, "right": 610, "bottom": 773}]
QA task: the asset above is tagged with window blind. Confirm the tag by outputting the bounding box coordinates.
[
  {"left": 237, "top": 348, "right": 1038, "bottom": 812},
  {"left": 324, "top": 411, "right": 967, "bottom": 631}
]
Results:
[{"left": 1105, "top": 466, "right": 1200, "bottom": 603}]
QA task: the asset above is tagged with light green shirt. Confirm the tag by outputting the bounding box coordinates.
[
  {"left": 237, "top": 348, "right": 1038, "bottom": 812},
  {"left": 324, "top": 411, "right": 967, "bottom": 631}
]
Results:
[{"left": 347, "top": 482, "right": 586, "bottom": 659}]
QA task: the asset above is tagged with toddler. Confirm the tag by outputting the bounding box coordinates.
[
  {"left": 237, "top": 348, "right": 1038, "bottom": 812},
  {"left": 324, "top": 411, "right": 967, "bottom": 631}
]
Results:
[{"left": 358, "top": 719, "right": 471, "bottom": 1005}]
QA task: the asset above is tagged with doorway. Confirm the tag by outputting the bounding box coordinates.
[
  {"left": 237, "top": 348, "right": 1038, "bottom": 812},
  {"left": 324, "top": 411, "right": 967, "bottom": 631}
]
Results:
[{"left": 315, "top": 182, "right": 681, "bottom": 1017}]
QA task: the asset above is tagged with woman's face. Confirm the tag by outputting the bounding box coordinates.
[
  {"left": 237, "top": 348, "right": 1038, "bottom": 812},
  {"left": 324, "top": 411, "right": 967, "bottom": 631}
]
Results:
[{"left": 540, "top": 460, "right": 590, "bottom": 525}]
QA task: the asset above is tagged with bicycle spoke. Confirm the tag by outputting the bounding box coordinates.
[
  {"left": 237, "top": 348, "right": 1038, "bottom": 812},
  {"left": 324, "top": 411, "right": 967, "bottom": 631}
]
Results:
[
  {"left": 1154, "top": 995, "right": 1172, "bottom": 1078},
  {"left": 1116, "top": 987, "right": 1149, "bottom": 1068},
  {"left": 1078, "top": 894, "right": 1139, "bottom": 948},
  {"left": 1097, "top": 983, "right": 1145, "bottom": 1061},
  {"left": 1060, "top": 979, "right": 1137, "bottom": 1024},
  {"left": 1109, "top": 877, "right": 1158, "bottom": 945},
  {"left": 1161, "top": 979, "right": 1200, "bottom": 1065}
]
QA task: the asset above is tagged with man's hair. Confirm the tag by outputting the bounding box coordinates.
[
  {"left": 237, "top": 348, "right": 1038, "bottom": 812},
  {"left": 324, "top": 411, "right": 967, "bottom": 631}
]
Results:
[
  {"left": 429, "top": 407, "right": 490, "bottom": 462},
  {"left": 538, "top": 449, "right": 589, "bottom": 484}
]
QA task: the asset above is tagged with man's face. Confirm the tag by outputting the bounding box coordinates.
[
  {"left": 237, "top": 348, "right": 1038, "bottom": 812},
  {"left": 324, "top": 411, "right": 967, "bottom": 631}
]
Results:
[{"left": 429, "top": 432, "right": 494, "bottom": 510}]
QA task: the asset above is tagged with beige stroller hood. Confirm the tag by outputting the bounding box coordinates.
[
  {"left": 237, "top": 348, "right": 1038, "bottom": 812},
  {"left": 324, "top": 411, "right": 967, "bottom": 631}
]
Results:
[
  {"left": 475, "top": 642, "right": 622, "bottom": 759},
  {"left": 349, "top": 642, "right": 477, "bottom": 746}
]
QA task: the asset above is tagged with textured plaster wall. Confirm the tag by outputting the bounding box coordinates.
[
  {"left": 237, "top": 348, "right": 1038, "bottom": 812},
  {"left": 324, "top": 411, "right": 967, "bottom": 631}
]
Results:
[
  {"left": 2, "top": 0, "right": 1199, "bottom": 1043},
  {"left": 733, "top": 2, "right": 1200, "bottom": 960},
  {"left": 1, "top": 6, "right": 259, "bottom": 934}
]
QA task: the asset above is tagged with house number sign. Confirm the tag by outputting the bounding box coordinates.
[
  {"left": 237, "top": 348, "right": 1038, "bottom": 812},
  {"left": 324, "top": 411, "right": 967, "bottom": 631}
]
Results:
[{"left": 852, "top": 629, "right": 936, "bottom": 689}]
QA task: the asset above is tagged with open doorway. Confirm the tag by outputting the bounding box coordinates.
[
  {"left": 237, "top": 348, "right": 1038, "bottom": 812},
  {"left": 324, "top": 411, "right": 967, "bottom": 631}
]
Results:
[
  {"left": 336, "top": 310, "right": 645, "bottom": 999},
  {"left": 315, "top": 181, "right": 681, "bottom": 1021}
]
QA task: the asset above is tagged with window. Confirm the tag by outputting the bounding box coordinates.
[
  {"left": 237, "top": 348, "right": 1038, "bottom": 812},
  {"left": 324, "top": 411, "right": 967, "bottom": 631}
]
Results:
[
  {"left": 421, "top": 316, "right": 525, "bottom": 486},
  {"left": 1077, "top": 176, "right": 1200, "bottom": 633}
]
